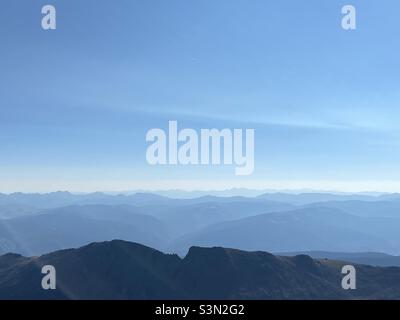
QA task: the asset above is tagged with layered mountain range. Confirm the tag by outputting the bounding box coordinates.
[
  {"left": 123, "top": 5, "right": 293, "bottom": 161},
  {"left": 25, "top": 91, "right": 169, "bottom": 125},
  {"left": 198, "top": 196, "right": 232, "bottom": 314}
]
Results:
[{"left": 1, "top": 192, "right": 400, "bottom": 260}]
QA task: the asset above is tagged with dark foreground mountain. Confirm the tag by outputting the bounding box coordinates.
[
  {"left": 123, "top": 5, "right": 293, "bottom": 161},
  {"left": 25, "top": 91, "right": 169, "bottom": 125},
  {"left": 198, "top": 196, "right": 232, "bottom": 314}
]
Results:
[{"left": 1, "top": 240, "right": 400, "bottom": 300}]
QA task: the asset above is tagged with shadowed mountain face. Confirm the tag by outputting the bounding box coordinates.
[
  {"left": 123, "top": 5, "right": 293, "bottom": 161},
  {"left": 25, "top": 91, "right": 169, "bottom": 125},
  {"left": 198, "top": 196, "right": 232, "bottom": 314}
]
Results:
[
  {"left": 0, "top": 206, "right": 169, "bottom": 256},
  {"left": 171, "top": 207, "right": 400, "bottom": 255},
  {"left": 0, "top": 201, "right": 294, "bottom": 256},
  {"left": 1, "top": 240, "right": 400, "bottom": 300},
  {"left": 306, "top": 200, "right": 400, "bottom": 218},
  {"left": 0, "top": 204, "right": 40, "bottom": 219}
]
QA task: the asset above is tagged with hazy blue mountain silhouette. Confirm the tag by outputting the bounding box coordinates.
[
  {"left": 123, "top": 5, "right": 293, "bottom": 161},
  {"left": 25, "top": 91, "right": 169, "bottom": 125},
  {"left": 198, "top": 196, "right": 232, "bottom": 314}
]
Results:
[
  {"left": 0, "top": 201, "right": 294, "bottom": 255},
  {"left": 0, "top": 205, "right": 168, "bottom": 256},
  {"left": 0, "top": 191, "right": 393, "bottom": 209},
  {"left": 2, "top": 193, "right": 400, "bottom": 258},
  {"left": 256, "top": 192, "right": 379, "bottom": 205},
  {"left": 0, "top": 192, "right": 171, "bottom": 209},
  {"left": 0, "top": 204, "right": 40, "bottom": 219},
  {"left": 306, "top": 200, "right": 400, "bottom": 218},
  {"left": 139, "top": 200, "right": 294, "bottom": 236},
  {"left": 171, "top": 207, "right": 400, "bottom": 255}
]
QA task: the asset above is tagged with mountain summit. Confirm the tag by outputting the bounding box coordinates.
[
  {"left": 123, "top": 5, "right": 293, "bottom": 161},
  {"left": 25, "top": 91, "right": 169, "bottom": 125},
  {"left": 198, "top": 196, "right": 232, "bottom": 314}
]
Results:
[{"left": 1, "top": 240, "right": 400, "bottom": 300}]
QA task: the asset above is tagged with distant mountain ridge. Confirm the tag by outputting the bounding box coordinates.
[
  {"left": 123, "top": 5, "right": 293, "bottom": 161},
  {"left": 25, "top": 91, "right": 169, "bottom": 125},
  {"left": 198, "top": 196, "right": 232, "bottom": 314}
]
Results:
[
  {"left": 1, "top": 191, "right": 399, "bottom": 209},
  {"left": 256, "top": 192, "right": 395, "bottom": 205},
  {"left": 0, "top": 205, "right": 169, "bottom": 256},
  {"left": 277, "top": 251, "right": 400, "bottom": 267},
  {"left": 171, "top": 207, "right": 400, "bottom": 255},
  {"left": 1, "top": 240, "right": 400, "bottom": 300},
  {"left": 2, "top": 192, "right": 400, "bottom": 260},
  {"left": 0, "top": 192, "right": 172, "bottom": 209}
]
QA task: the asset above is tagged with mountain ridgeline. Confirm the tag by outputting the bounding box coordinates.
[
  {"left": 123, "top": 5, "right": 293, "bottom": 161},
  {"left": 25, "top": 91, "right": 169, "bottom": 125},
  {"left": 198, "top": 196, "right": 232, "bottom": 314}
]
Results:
[
  {"left": 2, "top": 240, "right": 400, "bottom": 300},
  {"left": 1, "top": 191, "right": 400, "bottom": 263}
]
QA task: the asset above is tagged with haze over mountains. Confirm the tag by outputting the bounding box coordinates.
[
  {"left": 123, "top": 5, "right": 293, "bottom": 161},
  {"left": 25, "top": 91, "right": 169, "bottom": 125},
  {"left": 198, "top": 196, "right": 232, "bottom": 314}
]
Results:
[
  {"left": 1, "top": 190, "right": 398, "bottom": 210},
  {"left": 171, "top": 207, "right": 400, "bottom": 255},
  {"left": 1, "top": 191, "right": 400, "bottom": 263}
]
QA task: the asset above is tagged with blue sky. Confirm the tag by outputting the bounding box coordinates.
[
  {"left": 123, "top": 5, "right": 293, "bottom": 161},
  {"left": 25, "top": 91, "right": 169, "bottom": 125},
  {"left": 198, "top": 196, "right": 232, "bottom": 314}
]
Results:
[{"left": 1, "top": 0, "right": 400, "bottom": 192}]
